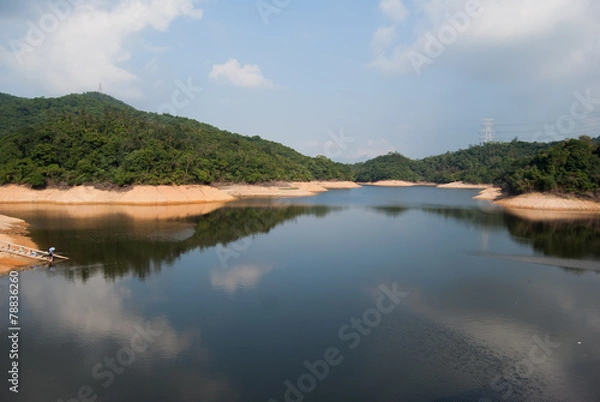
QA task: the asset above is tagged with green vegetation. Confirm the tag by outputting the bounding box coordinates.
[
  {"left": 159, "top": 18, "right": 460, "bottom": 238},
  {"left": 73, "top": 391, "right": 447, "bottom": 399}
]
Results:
[
  {"left": 354, "top": 140, "right": 552, "bottom": 184},
  {"left": 500, "top": 137, "right": 600, "bottom": 197},
  {"left": 0, "top": 91, "right": 599, "bottom": 198},
  {"left": 0, "top": 92, "right": 352, "bottom": 186}
]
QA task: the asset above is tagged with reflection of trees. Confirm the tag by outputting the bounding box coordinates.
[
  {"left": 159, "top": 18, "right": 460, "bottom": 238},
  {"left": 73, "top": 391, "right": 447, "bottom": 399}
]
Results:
[
  {"left": 38, "top": 205, "right": 335, "bottom": 282},
  {"left": 503, "top": 216, "right": 600, "bottom": 259},
  {"left": 417, "top": 206, "right": 600, "bottom": 261},
  {"left": 371, "top": 206, "right": 410, "bottom": 217},
  {"left": 420, "top": 207, "right": 506, "bottom": 229}
]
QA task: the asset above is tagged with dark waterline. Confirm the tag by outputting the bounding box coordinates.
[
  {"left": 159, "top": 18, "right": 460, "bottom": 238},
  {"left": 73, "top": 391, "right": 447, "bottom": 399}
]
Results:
[{"left": 1, "top": 187, "right": 600, "bottom": 402}]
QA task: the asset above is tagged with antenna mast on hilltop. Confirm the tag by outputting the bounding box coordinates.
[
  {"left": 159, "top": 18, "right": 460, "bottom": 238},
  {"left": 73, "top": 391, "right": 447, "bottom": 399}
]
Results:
[
  {"left": 99, "top": 83, "right": 102, "bottom": 93},
  {"left": 480, "top": 118, "right": 495, "bottom": 144}
]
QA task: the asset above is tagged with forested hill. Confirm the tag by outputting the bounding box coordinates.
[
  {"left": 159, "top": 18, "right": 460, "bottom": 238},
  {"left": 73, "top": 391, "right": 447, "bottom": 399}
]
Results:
[
  {"left": 353, "top": 138, "right": 600, "bottom": 197},
  {"left": 353, "top": 141, "right": 554, "bottom": 183},
  {"left": 0, "top": 92, "right": 598, "bottom": 197},
  {"left": 0, "top": 92, "right": 135, "bottom": 138},
  {"left": 0, "top": 92, "right": 353, "bottom": 186}
]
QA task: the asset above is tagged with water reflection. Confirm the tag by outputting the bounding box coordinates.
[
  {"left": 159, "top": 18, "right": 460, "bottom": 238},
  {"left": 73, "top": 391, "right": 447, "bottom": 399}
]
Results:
[
  {"left": 409, "top": 206, "right": 600, "bottom": 261},
  {"left": 504, "top": 214, "right": 600, "bottom": 259},
  {"left": 210, "top": 264, "right": 274, "bottom": 293},
  {"left": 2, "top": 188, "right": 600, "bottom": 402},
  {"left": 20, "top": 205, "right": 337, "bottom": 281}
]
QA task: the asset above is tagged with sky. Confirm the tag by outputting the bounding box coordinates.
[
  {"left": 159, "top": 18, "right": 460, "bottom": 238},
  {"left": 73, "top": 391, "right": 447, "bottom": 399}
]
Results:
[{"left": 1, "top": 0, "right": 600, "bottom": 161}]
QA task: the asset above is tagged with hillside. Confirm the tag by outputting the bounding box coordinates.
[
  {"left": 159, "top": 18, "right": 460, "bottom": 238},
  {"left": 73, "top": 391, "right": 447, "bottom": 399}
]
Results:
[
  {"left": 500, "top": 137, "right": 600, "bottom": 197},
  {"left": 0, "top": 92, "right": 135, "bottom": 138},
  {"left": 0, "top": 92, "right": 597, "bottom": 195},
  {"left": 0, "top": 92, "right": 353, "bottom": 186},
  {"left": 354, "top": 140, "right": 553, "bottom": 184}
]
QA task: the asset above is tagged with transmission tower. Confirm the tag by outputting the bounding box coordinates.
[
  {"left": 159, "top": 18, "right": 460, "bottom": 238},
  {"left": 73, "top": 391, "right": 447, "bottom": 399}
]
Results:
[{"left": 480, "top": 118, "right": 495, "bottom": 144}]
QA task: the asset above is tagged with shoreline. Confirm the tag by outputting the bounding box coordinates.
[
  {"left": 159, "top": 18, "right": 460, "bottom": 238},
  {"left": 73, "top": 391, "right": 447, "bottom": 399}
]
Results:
[
  {"left": 1, "top": 183, "right": 598, "bottom": 211},
  {"left": 0, "top": 184, "right": 234, "bottom": 205},
  {"left": 2, "top": 183, "right": 600, "bottom": 272},
  {"left": 491, "top": 192, "right": 600, "bottom": 212},
  {"left": 437, "top": 181, "right": 492, "bottom": 190},
  {"left": 0, "top": 182, "right": 362, "bottom": 204},
  {"left": 218, "top": 181, "right": 361, "bottom": 198},
  {"left": 0, "top": 214, "right": 40, "bottom": 275},
  {"left": 363, "top": 180, "right": 437, "bottom": 187}
]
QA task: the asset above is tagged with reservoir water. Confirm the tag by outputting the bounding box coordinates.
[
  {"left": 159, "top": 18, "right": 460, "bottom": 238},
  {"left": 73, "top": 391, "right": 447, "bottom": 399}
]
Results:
[{"left": 1, "top": 186, "right": 599, "bottom": 402}]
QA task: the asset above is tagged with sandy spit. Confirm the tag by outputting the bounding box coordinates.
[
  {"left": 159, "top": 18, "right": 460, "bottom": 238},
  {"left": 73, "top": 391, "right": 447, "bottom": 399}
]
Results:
[
  {"left": 363, "top": 180, "right": 437, "bottom": 187},
  {"left": 310, "top": 181, "right": 362, "bottom": 189},
  {"left": 219, "top": 182, "right": 325, "bottom": 198},
  {"left": 473, "top": 187, "right": 503, "bottom": 200},
  {"left": 0, "top": 185, "right": 234, "bottom": 205},
  {"left": 494, "top": 192, "right": 600, "bottom": 212},
  {"left": 0, "top": 214, "right": 39, "bottom": 274},
  {"left": 437, "top": 181, "right": 493, "bottom": 189}
]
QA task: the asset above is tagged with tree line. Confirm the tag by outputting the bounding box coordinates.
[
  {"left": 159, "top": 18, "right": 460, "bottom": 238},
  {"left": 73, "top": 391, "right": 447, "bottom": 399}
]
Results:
[{"left": 0, "top": 92, "right": 598, "bottom": 198}]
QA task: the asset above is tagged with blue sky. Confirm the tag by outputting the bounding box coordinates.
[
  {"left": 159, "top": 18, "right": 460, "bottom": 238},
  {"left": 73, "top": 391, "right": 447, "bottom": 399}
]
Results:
[{"left": 1, "top": 0, "right": 600, "bottom": 161}]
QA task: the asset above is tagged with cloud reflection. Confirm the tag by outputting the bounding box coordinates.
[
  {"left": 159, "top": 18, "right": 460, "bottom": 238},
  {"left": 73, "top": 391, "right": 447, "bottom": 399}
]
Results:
[{"left": 210, "top": 264, "right": 273, "bottom": 294}]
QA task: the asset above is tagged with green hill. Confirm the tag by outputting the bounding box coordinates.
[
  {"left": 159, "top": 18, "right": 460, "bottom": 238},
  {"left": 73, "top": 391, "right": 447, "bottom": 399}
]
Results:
[
  {"left": 0, "top": 92, "right": 353, "bottom": 186},
  {"left": 500, "top": 137, "right": 600, "bottom": 197},
  {"left": 353, "top": 140, "right": 553, "bottom": 184},
  {"left": 0, "top": 92, "right": 135, "bottom": 138},
  {"left": 0, "top": 92, "right": 597, "bottom": 197}
]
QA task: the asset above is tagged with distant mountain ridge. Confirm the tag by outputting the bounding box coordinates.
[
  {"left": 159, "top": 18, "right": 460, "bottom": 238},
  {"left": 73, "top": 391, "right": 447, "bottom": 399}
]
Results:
[{"left": 0, "top": 92, "right": 598, "bottom": 196}]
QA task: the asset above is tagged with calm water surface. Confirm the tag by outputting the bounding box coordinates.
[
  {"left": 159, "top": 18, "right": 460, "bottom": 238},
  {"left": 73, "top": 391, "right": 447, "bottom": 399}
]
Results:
[{"left": 1, "top": 187, "right": 600, "bottom": 402}]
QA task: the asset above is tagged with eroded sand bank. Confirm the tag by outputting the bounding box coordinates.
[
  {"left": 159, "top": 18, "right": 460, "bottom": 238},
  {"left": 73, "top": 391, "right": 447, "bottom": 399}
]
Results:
[
  {"left": 437, "top": 181, "right": 492, "bottom": 189},
  {"left": 494, "top": 192, "right": 600, "bottom": 212},
  {"left": 0, "top": 214, "right": 39, "bottom": 274},
  {"left": 364, "top": 180, "right": 436, "bottom": 187},
  {"left": 218, "top": 181, "right": 361, "bottom": 198},
  {"left": 473, "top": 187, "right": 503, "bottom": 200},
  {"left": 0, "top": 185, "right": 234, "bottom": 205}
]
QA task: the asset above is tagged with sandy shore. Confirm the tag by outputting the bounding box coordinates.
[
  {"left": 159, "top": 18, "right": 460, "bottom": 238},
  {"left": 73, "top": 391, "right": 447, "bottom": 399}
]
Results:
[
  {"left": 0, "top": 214, "right": 39, "bottom": 275},
  {"left": 0, "top": 182, "right": 362, "bottom": 204},
  {"left": 364, "top": 180, "right": 436, "bottom": 187},
  {"left": 437, "top": 181, "right": 492, "bottom": 189},
  {"left": 493, "top": 192, "right": 600, "bottom": 212},
  {"left": 218, "top": 181, "right": 361, "bottom": 198},
  {"left": 473, "top": 187, "right": 503, "bottom": 200},
  {"left": 311, "top": 181, "right": 362, "bottom": 189},
  {"left": 0, "top": 185, "right": 234, "bottom": 205},
  {"left": 220, "top": 183, "right": 323, "bottom": 198}
]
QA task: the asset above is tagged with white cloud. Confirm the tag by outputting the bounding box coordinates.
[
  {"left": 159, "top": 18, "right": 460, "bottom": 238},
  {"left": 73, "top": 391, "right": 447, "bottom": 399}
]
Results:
[
  {"left": 370, "top": 24, "right": 398, "bottom": 55},
  {"left": 379, "top": 0, "right": 409, "bottom": 23},
  {"left": 209, "top": 59, "right": 275, "bottom": 88},
  {"left": 368, "top": 0, "right": 600, "bottom": 80},
  {"left": 0, "top": 0, "right": 203, "bottom": 99}
]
